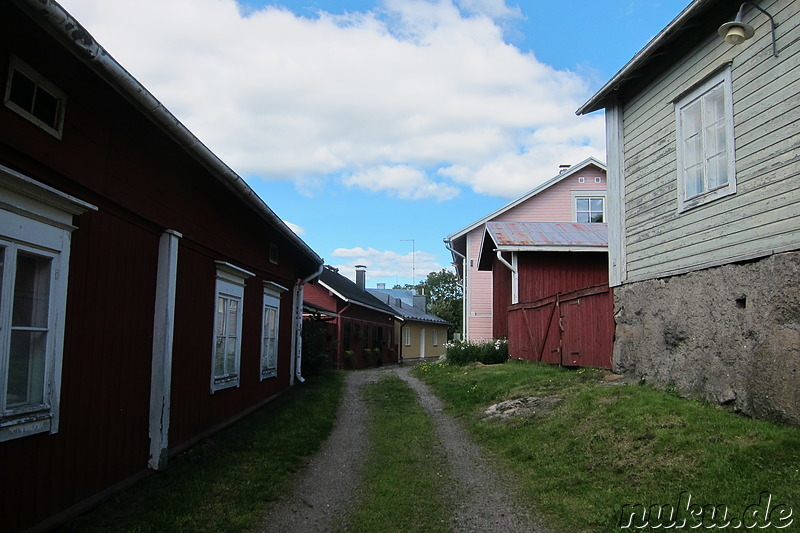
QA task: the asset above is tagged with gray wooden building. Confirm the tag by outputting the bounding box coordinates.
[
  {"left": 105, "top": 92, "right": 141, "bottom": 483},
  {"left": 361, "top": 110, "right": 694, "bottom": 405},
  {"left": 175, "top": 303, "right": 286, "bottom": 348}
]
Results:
[{"left": 578, "top": 0, "right": 799, "bottom": 424}]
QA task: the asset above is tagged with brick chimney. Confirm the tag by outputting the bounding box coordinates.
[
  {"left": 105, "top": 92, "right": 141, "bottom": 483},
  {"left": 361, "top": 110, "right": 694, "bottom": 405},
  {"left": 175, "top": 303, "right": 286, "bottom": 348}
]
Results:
[
  {"left": 413, "top": 294, "right": 427, "bottom": 312},
  {"left": 355, "top": 265, "right": 367, "bottom": 290}
]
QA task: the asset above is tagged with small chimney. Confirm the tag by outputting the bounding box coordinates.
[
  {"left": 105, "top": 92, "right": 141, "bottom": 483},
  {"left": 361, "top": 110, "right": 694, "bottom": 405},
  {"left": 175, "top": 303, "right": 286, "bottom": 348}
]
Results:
[
  {"left": 395, "top": 298, "right": 403, "bottom": 308},
  {"left": 355, "top": 265, "right": 367, "bottom": 290},
  {"left": 413, "top": 294, "right": 427, "bottom": 312},
  {"left": 377, "top": 283, "right": 386, "bottom": 289},
  {"left": 559, "top": 164, "right": 571, "bottom": 174}
]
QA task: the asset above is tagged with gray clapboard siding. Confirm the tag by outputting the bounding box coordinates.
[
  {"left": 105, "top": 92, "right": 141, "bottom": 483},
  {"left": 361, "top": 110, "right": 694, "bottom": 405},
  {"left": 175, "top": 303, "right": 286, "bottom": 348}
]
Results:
[{"left": 619, "top": 0, "right": 799, "bottom": 283}]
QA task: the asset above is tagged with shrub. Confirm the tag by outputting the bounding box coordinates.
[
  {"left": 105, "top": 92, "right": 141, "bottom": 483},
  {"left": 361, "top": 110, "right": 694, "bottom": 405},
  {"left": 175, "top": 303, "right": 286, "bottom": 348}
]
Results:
[{"left": 444, "top": 339, "right": 508, "bottom": 366}]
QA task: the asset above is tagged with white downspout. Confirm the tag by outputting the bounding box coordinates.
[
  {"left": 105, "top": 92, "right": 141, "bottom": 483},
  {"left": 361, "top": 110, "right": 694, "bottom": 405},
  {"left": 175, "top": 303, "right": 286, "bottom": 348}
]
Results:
[
  {"left": 292, "top": 263, "right": 324, "bottom": 385},
  {"left": 496, "top": 250, "right": 519, "bottom": 305},
  {"left": 444, "top": 238, "right": 466, "bottom": 341}
]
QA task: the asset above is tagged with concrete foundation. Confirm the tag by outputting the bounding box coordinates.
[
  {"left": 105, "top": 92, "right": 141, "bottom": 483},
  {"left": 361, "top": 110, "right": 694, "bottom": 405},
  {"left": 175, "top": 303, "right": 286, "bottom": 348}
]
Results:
[{"left": 613, "top": 251, "right": 800, "bottom": 425}]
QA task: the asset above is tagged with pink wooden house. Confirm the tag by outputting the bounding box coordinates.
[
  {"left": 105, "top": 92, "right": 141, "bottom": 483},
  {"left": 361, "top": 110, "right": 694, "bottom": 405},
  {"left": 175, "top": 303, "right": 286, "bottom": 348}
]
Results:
[{"left": 445, "top": 158, "right": 606, "bottom": 341}]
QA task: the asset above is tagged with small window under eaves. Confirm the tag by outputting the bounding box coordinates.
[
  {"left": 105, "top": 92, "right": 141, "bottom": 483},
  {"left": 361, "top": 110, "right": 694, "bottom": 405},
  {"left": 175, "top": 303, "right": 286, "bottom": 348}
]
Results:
[{"left": 4, "top": 56, "right": 66, "bottom": 139}]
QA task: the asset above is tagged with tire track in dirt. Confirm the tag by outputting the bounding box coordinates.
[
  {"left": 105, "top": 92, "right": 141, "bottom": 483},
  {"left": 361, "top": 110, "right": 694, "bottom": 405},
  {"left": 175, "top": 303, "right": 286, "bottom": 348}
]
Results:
[{"left": 258, "top": 365, "right": 553, "bottom": 532}]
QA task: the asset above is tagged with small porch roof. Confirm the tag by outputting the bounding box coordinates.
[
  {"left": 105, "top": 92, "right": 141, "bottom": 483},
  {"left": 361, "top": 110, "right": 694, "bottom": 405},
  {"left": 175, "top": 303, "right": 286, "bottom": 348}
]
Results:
[{"left": 478, "top": 221, "right": 608, "bottom": 270}]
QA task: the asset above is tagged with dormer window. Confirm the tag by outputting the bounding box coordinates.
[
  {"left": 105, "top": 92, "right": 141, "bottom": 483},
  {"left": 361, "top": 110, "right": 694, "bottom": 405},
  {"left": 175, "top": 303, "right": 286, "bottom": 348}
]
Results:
[{"left": 4, "top": 56, "right": 66, "bottom": 139}]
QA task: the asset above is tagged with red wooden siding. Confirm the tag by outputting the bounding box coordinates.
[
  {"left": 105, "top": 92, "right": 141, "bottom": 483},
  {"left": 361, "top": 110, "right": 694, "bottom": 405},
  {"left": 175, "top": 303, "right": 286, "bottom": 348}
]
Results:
[
  {"left": 496, "top": 251, "right": 613, "bottom": 369},
  {"left": 492, "top": 253, "right": 512, "bottom": 339},
  {"left": 508, "top": 285, "right": 613, "bottom": 369},
  {"left": 517, "top": 252, "right": 608, "bottom": 301},
  {"left": 0, "top": 3, "right": 319, "bottom": 531}
]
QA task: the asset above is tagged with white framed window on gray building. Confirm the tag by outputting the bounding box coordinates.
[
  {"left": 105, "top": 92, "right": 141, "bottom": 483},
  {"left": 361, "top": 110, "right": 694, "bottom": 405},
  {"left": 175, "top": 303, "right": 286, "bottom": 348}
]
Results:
[
  {"left": 212, "top": 262, "right": 253, "bottom": 392},
  {"left": 0, "top": 165, "right": 94, "bottom": 442},
  {"left": 260, "top": 282, "right": 286, "bottom": 380},
  {"left": 675, "top": 67, "right": 736, "bottom": 211}
]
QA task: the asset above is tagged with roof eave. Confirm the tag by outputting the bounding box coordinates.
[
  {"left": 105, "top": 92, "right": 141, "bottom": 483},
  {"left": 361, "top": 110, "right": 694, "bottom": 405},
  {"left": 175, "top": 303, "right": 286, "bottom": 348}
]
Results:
[
  {"left": 15, "top": 0, "right": 323, "bottom": 274},
  {"left": 576, "top": 0, "right": 716, "bottom": 115}
]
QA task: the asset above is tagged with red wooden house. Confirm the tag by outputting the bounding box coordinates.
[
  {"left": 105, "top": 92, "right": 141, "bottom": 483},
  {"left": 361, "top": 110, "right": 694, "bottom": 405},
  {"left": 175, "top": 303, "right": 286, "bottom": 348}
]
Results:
[
  {"left": 478, "top": 222, "right": 613, "bottom": 369},
  {"left": 304, "top": 266, "right": 398, "bottom": 369},
  {"left": 0, "top": 1, "right": 322, "bottom": 531}
]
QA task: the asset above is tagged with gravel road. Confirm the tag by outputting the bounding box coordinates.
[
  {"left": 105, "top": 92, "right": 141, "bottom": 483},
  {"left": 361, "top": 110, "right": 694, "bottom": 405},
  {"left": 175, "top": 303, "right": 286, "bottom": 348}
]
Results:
[{"left": 257, "top": 364, "right": 553, "bottom": 533}]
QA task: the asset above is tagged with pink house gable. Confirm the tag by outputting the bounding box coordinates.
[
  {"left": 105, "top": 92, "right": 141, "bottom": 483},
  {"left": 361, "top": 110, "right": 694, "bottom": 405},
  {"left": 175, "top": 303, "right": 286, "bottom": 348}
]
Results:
[{"left": 445, "top": 158, "right": 607, "bottom": 341}]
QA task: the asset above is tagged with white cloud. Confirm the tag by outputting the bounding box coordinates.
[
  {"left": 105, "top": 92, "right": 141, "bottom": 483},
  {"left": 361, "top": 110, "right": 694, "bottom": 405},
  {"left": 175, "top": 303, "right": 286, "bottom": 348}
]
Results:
[
  {"left": 344, "top": 165, "right": 460, "bottom": 201},
  {"left": 282, "top": 220, "right": 305, "bottom": 235},
  {"left": 330, "top": 247, "right": 443, "bottom": 283},
  {"left": 59, "top": 0, "right": 605, "bottom": 200}
]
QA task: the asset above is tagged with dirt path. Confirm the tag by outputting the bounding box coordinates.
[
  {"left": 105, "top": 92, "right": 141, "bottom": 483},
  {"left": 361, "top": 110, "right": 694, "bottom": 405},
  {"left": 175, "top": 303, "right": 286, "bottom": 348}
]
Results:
[{"left": 257, "top": 364, "right": 552, "bottom": 533}]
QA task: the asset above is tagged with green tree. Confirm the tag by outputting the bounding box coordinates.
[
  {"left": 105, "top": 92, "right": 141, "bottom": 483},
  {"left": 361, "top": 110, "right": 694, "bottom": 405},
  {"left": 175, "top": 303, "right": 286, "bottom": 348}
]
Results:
[{"left": 394, "top": 269, "right": 462, "bottom": 339}]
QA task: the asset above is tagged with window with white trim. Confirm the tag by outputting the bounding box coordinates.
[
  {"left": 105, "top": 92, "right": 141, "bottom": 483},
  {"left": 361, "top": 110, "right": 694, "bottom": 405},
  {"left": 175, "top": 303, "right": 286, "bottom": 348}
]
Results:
[
  {"left": 0, "top": 165, "right": 94, "bottom": 442},
  {"left": 675, "top": 67, "right": 736, "bottom": 211},
  {"left": 260, "top": 282, "right": 286, "bottom": 380},
  {"left": 574, "top": 195, "right": 605, "bottom": 223},
  {"left": 4, "top": 56, "right": 66, "bottom": 139},
  {"left": 212, "top": 262, "right": 253, "bottom": 392},
  {"left": 404, "top": 326, "right": 411, "bottom": 346},
  {"left": 432, "top": 328, "right": 438, "bottom": 346}
]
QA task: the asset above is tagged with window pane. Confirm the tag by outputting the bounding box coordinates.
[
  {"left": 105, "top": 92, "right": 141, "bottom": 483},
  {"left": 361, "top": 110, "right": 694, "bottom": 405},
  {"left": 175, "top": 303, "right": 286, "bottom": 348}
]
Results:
[
  {"left": 577, "top": 212, "right": 589, "bottom": 223},
  {"left": 9, "top": 70, "right": 35, "bottom": 111},
  {"left": 686, "top": 166, "right": 704, "bottom": 198},
  {"left": 216, "top": 297, "right": 226, "bottom": 336},
  {"left": 226, "top": 338, "right": 236, "bottom": 372},
  {"left": 576, "top": 198, "right": 589, "bottom": 211},
  {"left": 590, "top": 198, "right": 603, "bottom": 212},
  {"left": 590, "top": 212, "right": 604, "bottom": 223},
  {"left": 12, "top": 252, "right": 51, "bottom": 328},
  {"left": 708, "top": 154, "right": 728, "bottom": 189},
  {"left": 683, "top": 134, "right": 702, "bottom": 168},
  {"left": 215, "top": 339, "right": 225, "bottom": 376},
  {"left": 227, "top": 300, "right": 238, "bottom": 336},
  {"left": 682, "top": 101, "right": 701, "bottom": 136},
  {"left": 32, "top": 87, "right": 59, "bottom": 128},
  {"left": 704, "top": 87, "right": 725, "bottom": 124},
  {"left": 7, "top": 330, "right": 47, "bottom": 407}
]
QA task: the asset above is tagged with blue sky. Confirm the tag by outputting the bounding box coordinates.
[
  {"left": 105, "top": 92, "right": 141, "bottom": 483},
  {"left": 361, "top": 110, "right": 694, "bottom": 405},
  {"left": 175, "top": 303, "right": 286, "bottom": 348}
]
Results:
[{"left": 59, "top": 0, "right": 689, "bottom": 287}]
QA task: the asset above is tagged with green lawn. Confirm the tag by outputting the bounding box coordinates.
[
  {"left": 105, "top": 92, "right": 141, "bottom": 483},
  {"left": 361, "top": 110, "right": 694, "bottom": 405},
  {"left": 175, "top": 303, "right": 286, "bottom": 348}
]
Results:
[{"left": 412, "top": 360, "right": 800, "bottom": 532}]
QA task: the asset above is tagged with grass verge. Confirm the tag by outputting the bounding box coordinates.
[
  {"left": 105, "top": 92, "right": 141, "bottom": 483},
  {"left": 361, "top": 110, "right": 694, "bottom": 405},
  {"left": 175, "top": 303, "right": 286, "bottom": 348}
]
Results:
[
  {"left": 413, "top": 360, "right": 800, "bottom": 532},
  {"left": 57, "top": 371, "right": 345, "bottom": 533},
  {"left": 343, "top": 374, "right": 450, "bottom": 533}
]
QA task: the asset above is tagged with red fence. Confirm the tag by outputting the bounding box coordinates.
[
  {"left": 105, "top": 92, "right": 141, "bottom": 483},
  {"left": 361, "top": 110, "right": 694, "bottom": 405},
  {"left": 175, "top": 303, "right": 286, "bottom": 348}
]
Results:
[{"left": 507, "top": 284, "right": 613, "bottom": 369}]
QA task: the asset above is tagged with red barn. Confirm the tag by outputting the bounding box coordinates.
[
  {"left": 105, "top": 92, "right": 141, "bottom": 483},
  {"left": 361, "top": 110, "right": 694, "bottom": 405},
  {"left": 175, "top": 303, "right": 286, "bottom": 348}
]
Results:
[
  {"left": 0, "top": 1, "right": 322, "bottom": 531},
  {"left": 478, "top": 222, "right": 613, "bottom": 368}
]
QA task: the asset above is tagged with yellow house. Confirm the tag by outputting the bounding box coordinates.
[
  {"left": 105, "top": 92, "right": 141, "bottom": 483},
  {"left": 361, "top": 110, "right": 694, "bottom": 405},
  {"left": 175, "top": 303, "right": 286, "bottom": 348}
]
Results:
[{"left": 369, "top": 289, "right": 450, "bottom": 361}]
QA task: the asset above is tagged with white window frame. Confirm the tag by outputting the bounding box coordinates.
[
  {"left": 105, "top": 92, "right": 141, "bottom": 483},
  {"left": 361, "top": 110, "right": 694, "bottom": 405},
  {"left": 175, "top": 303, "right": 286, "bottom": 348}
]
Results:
[
  {"left": 4, "top": 55, "right": 67, "bottom": 139},
  {"left": 0, "top": 165, "right": 94, "bottom": 442},
  {"left": 571, "top": 191, "right": 607, "bottom": 223},
  {"left": 432, "top": 328, "right": 438, "bottom": 347},
  {"left": 675, "top": 67, "right": 736, "bottom": 212},
  {"left": 211, "top": 262, "right": 253, "bottom": 392},
  {"left": 260, "top": 282, "right": 287, "bottom": 380},
  {"left": 404, "top": 326, "right": 411, "bottom": 346}
]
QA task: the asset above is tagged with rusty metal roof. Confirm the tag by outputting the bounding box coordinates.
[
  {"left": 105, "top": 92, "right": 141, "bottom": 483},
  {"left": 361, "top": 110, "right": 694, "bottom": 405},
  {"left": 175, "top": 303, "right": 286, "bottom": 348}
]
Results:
[{"left": 485, "top": 221, "right": 608, "bottom": 249}]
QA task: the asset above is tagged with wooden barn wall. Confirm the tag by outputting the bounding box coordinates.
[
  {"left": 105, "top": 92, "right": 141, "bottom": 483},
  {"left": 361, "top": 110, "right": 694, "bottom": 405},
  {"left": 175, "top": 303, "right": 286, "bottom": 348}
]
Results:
[
  {"left": 169, "top": 240, "right": 296, "bottom": 453},
  {"left": 491, "top": 254, "right": 512, "bottom": 339},
  {"left": 0, "top": 5, "right": 311, "bottom": 531},
  {"left": 508, "top": 286, "right": 613, "bottom": 369},
  {"left": 517, "top": 252, "right": 608, "bottom": 302},
  {"left": 0, "top": 208, "right": 160, "bottom": 532}
]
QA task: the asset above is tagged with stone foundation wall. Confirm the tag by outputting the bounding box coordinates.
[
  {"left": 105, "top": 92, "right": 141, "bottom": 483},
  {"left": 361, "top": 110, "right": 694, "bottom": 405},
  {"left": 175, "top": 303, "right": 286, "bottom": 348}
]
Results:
[{"left": 613, "top": 251, "right": 800, "bottom": 425}]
